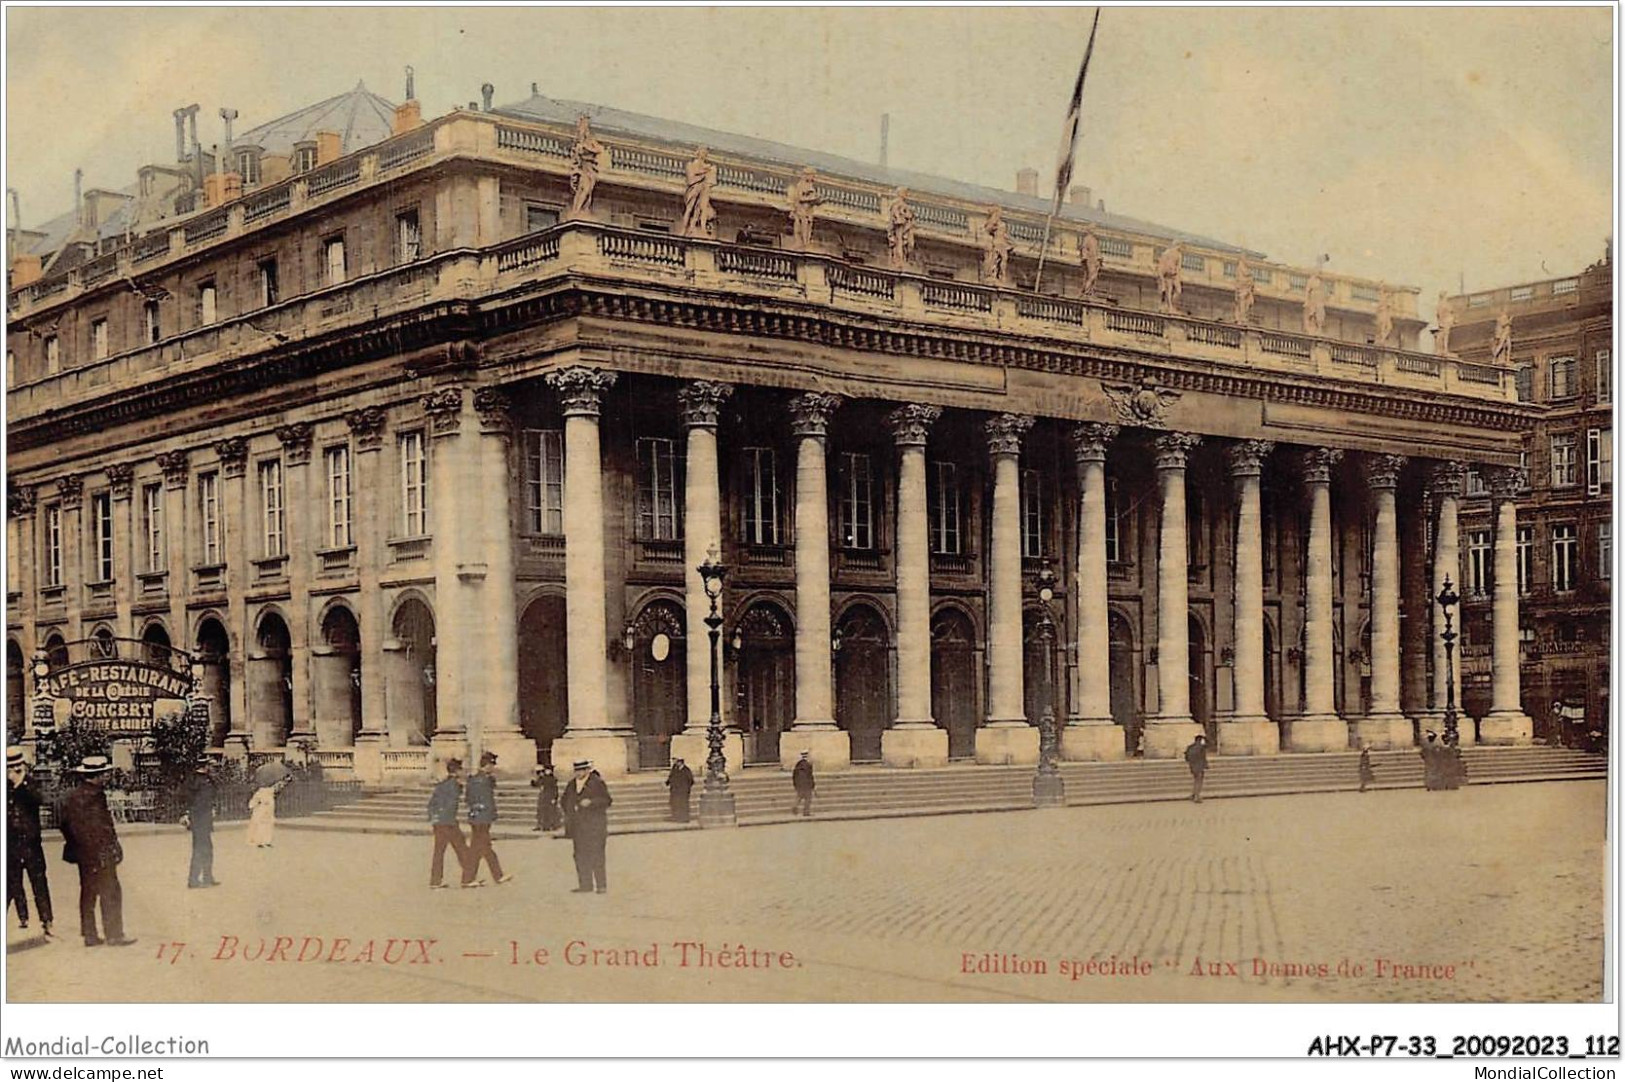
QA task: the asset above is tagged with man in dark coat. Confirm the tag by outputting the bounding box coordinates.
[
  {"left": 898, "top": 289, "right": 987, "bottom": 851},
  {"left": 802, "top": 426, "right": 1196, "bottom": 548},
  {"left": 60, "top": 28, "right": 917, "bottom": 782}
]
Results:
[
  {"left": 1184, "top": 734, "right": 1209, "bottom": 803},
  {"left": 1357, "top": 744, "right": 1376, "bottom": 794},
  {"left": 665, "top": 758, "right": 694, "bottom": 823},
  {"left": 56, "top": 755, "right": 134, "bottom": 947},
  {"left": 791, "top": 750, "right": 815, "bottom": 817},
  {"left": 427, "top": 758, "right": 473, "bottom": 889},
  {"left": 6, "top": 747, "right": 53, "bottom": 937},
  {"left": 180, "top": 761, "right": 219, "bottom": 888},
  {"left": 532, "top": 765, "right": 561, "bottom": 832},
  {"left": 464, "top": 751, "right": 511, "bottom": 885},
  {"left": 561, "top": 761, "right": 612, "bottom": 894}
]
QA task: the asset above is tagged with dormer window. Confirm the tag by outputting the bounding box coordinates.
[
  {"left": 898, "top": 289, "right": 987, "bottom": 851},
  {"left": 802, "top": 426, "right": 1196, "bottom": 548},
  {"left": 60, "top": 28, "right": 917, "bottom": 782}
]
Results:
[
  {"left": 235, "top": 146, "right": 262, "bottom": 186},
  {"left": 294, "top": 142, "right": 317, "bottom": 174}
]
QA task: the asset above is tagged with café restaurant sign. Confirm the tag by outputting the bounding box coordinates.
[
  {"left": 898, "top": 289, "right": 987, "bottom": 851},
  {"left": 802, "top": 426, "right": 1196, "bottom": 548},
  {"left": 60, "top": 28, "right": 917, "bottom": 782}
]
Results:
[{"left": 41, "top": 660, "right": 194, "bottom": 734}]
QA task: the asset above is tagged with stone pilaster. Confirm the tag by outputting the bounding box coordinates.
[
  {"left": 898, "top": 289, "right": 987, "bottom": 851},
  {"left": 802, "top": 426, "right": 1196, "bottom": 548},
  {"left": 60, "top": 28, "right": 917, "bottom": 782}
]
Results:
[
  {"left": 1356, "top": 454, "right": 1413, "bottom": 748},
  {"left": 1143, "top": 432, "right": 1202, "bottom": 758},
  {"left": 781, "top": 391, "right": 849, "bottom": 771},
  {"left": 105, "top": 463, "right": 134, "bottom": 641},
  {"left": 1219, "top": 439, "right": 1278, "bottom": 755},
  {"left": 1062, "top": 422, "right": 1124, "bottom": 761},
  {"left": 882, "top": 403, "right": 948, "bottom": 767},
  {"left": 468, "top": 387, "right": 529, "bottom": 775},
  {"left": 345, "top": 407, "right": 388, "bottom": 783},
  {"left": 1286, "top": 447, "right": 1349, "bottom": 751},
  {"left": 9, "top": 483, "right": 37, "bottom": 740},
  {"left": 56, "top": 474, "right": 84, "bottom": 640},
  {"left": 422, "top": 388, "right": 469, "bottom": 764},
  {"left": 975, "top": 412, "right": 1039, "bottom": 765},
  {"left": 273, "top": 428, "right": 313, "bottom": 745},
  {"left": 1427, "top": 461, "right": 1471, "bottom": 743},
  {"left": 215, "top": 438, "right": 251, "bottom": 755},
  {"left": 1480, "top": 465, "right": 1534, "bottom": 744}
]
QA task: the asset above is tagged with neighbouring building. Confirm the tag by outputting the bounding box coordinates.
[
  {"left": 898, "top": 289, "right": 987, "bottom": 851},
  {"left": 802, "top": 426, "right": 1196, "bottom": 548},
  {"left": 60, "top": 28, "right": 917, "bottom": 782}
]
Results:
[{"left": 6, "top": 78, "right": 1538, "bottom": 781}]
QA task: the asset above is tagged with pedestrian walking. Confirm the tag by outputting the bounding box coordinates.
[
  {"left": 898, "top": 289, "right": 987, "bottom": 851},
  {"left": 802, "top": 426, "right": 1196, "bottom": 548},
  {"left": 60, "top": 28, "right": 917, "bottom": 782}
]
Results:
[
  {"left": 180, "top": 761, "right": 219, "bottom": 888},
  {"left": 791, "top": 749, "right": 815, "bottom": 817},
  {"left": 1184, "top": 734, "right": 1209, "bottom": 803},
  {"left": 246, "top": 776, "right": 286, "bottom": 848},
  {"left": 561, "top": 761, "right": 611, "bottom": 894},
  {"left": 532, "top": 764, "right": 561, "bottom": 832},
  {"left": 6, "top": 747, "right": 53, "bottom": 938},
  {"left": 1358, "top": 744, "right": 1376, "bottom": 793},
  {"left": 464, "top": 751, "right": 512, "bottom": 885},
  {"left": 56, "top": 755, "right": 134, "bottom": 947},
  {"left": 665, "top": 758, "right": 694, "bottom": 823},
  {"left": 1421, "top": 731, "right": 1441, "bottom": 791},
  {"left": 427, "top": 758, "right": 473, "bottom": 889},
  {"left": 1440, "top": 731, "right": 1467, "bottom": 790}
]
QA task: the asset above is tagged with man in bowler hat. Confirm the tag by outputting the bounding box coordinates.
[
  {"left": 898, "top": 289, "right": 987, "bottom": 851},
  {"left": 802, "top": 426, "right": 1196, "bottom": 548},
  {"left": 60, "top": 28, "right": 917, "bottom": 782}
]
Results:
[
  {"left": 561, "top": 761, "right": 612, "bottom": 893},
  {"left": 57, "top": 755, "right": 135, "bottom": 946},
  {"left": 6, "top": 747, "right": 53, "bottom": 937},
  {"left": 665, "top": 758, "right": 694, "bottom": 823},
  {"left": 180, "top": 760, "right": 220, "bottom": 888},
  {"left": 464, "top": 751, "right": 512, "bottom": 885},
  {"left": 427, "top": 758, "right": 473, "bottom": 889}
]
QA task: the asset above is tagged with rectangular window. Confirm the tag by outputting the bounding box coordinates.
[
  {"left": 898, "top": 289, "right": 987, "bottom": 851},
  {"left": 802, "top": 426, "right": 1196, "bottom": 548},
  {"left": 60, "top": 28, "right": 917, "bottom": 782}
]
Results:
[
  {"left": 399, "top": 432, "right": 428, "bottom": 536},
  {"left": 44, "top": 335, "right": 59, "bottom": 374},
  {"left": 198, "top": 471, "right": 220, "bottom": 566},
  {"left": 1516, "top": 526, "right": 1533, "bottom": 596},
  {"left": 141, "top": 483, "right": 164, "bottom": 572},
  {"left": 396, "top": 209, "right": 422, "bottom": 263},
  {"left": 839, "top": 452, "right": 874, "bottom": 550},
  {"left": 143, "top": 300, "right": 161, "bottom": 344},
  {"left": 1515, "top": 365, "right": 1532, "bottom": 403},
  {"left": 1468, "top": 293, "right": 1491, "bottom": 308},
  {"left": 258, "top": 461, "right": 285, "bottom": 558},
  {"left": 198, "top": 281, "right": 217, "bottom": 326},
  {"left": 1587, "top": 428, "right": 1612, "bottom": 495},
  {"left": 43, "top": 504, "right": 62, "bottom": 588},
  {"left": 1597, "top": 349, "right": 1611, "bottom": 404},
  {"left": 91, "top": 318, "right": 109, "bottom": 360},
  {"left": 1182, "top": 252, "right": 1206, "bottom": 274},
  {"left": 1551, "top": 432, "right": 1578, "bottom": 487},
  {"left": 1510, "top": 285, "right": 1534, "bottom": 302},
  {"left": 1601, "top": 523, "right": 1612, "bottom": 581},
  {"left": 1550, "top": 355, "right": 1576, "bottom": 399},
  {"left": 1553, "top": 278, "right": 1579, "bottom": 295},
  {"left": 323, "top": 235, "right": 347, "bottom": 287},
  {"left": 325, "top": 446, "right": 352, "bottom": 548},
  {"left": 928, "top": 461, "right": 962, "bottom": 556},
  {"left": 740, "top": 446, "right": 779, "bottom": 546},
  {"left": 525, "top": 204, "right": 560, "bottom": 233},
  {"left": 1465, "top": 469, "right": 1487, "bottom": 497},
  {"left": 91, "top": 492, "right": 113, "bottom": 582},
  {"left": 636, "top": 437, "right": 681, "bottom": 541},
  {"left": 1107, "top": 477, "right": 1125, "bottom": 565},
  {"left": 1020, "top": 468, "right": 1045, "bottom": 558},
  {"left": 1552, "top": 524, "right": 1578, "bottom": 592},
  {"left": 237, "top": 149, "right": 261, "bottom": 186},
  {"left": 523, "top": 429, "right": 564, "bottom": 536},
  {"left": 258, "top": 258, "right": 279, "bottom": 308},
  {"left": 295, "top": 145, "right": 317, "bottom": 173},
  {"left": 1467, "top": 529, "right": 1492, "bottom": 597}
]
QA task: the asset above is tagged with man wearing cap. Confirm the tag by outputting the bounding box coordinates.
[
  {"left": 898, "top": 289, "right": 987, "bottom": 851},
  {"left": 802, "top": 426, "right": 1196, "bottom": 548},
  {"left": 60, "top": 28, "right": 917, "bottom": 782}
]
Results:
[
  {"left": 561, "top": 761, "right": 612, "bottom": 894},
  {"left": 57, "top": 755, "right": 134, "bottom": 947},
  {"left": 791, "top": 750, "right": 815, "bottom": 817},
  {"left": 179, "top": 760, "right": 219, "bottom": 888},
  {"left": 664, "top": 757, "right": 694, "bottom": 824},
  {"left": 7, "top": 747, "right": 53, "bottom": 938},
  {"left": 427, "top": 758, "right": 473, "bottom": 889},
  {"left": 1184, "top": 734, "right": 1209, "bottom": 803},
  {"left": 464, "top": 751, "right": 512, "bottom": 885}
]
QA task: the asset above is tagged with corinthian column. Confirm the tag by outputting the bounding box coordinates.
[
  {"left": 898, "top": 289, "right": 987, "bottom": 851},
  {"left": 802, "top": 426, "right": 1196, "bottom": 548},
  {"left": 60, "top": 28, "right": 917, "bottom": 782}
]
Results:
[
  {"left": 1356, "top": 453, "right": 1413, "bottom": 749},
  {"left": 1427, "top": 461, "right": 1471, "bottom": 744},
  {"left": 975, "top": 413, "right": 1040, "bottom": 765},
  {"left": 1480, "top": 465, "right": 1534, "bottom": 744},
  {"left": 1220, "top": 439, "right": 1278, "bottom": 755},
  {"left": 545, "top": 367, "right": 638, "bottom": 776},
  {"left": 881, "top": 404, "right": 948, "bottom": 768},
  {"left": 671, "top": 381, "right": 743, "bottom": 774},
  {"left": 468, "top": 388, "right": 529, "bottom": 777},
  {"left": 781, "top": 392, "right": 849, "bottom": 771},
  {"left": 1061, "top": 422, "right": 1124, "bottom": 761},
  {"left": 1144, "top": 432, "right": 1202, "bottom": 758},
  {"left": 1287, "top": 447, "right": 1349, "bottom": 751}
]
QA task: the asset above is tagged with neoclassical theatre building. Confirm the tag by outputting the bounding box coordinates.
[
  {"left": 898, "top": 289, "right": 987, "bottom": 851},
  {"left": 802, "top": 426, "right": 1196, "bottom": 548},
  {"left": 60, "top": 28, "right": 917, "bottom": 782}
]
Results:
[{"left": 6, "top": 82, "right": 1539, "bottom": 780}]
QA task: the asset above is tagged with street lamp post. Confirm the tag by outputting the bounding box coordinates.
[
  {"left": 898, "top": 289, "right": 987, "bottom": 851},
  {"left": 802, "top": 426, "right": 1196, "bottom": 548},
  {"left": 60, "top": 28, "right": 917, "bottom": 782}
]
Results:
[
  {"left": 1033, "top": 563, "right": 1065, "bottom": 808},
  {"left": 1437, "top": 575, "right": 1461, "bottom": 747},
  {"left": 697, "top": 547, "right": 737, "bottom": 827}
]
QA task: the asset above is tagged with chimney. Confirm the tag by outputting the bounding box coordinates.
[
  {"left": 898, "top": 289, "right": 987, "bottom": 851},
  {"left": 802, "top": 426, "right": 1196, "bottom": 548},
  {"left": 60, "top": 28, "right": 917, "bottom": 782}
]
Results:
[
  {"left": 219, "top": 107, "right": 238, "bottom": 155},
  {"left": 531, "top": 82, "right": 539, "bottom": 96},
  {"left": 73, "top": 169, "right": 83, "bottom": 226},
  {"left": 9, "top": 252, "right": 42, "bottom": 288},
  {"left": 8, "top": 188, "right": 19, "bottom": 230},
  {"left": 1097, "top": 199, "right": 1105, "bottom": 212},
  {"left": 879, "top": 113, "right": 890, "bottom": 169},
  {"left": 481, "top": 83, "right": 494, "bottom": 111},
  {"left": 405, "top": 65, "right": 416, "bottom": 101},
  {"left": 1070, "top": 185, "right": 1092, "bottom": 207},
  {"left": 1016, "top": 168, "right": 1038, "bottom": 198},
  {"left": 173, "top": 108, "right": 189, "bottom": 162},
  {"left": 392, "top": 100, "right": 424, "bottom": 135},
  {"left": 315, "top": 130, "right": 343, "bottom": 166}
]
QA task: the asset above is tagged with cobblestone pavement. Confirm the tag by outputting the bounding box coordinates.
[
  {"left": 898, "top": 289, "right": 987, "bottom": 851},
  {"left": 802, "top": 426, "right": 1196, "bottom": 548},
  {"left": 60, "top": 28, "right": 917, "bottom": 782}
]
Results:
[{"left": 5, "top": 781, "right": 1605, "bottom": 1003}]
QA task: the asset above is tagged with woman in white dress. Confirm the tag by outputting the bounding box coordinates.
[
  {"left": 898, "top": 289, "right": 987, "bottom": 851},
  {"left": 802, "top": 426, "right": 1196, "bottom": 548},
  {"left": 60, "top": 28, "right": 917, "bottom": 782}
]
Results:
[{"left": 246, "top": 780, "right": 282, "bottom": 848}]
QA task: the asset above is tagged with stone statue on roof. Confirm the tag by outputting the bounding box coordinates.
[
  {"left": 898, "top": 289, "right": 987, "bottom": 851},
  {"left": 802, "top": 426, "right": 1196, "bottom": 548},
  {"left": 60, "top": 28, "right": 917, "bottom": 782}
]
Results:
[
  {"left": 567, "top": 115, "right": 606, "bottom": 220},
  {"left": 1492, "top": 309, "right": 1513, "bottom": 366},
  {"left": 786, "top": 167, "right": 821, "bottom": 249},
  {"left": 677, "top": 146, "right": 718, "bottom": 240},
  {"left": 1157, "top": 242, "right": 1183, "bottom": 314},
  {"left": 1080, "top": 228, "right": 1102, "bottom": 297},
  {"left": 1374, "top": 282, "right": 1394, "bottom": 346},
  {"left": 1232, "top": 257, "right": 1256, "bottom": 324},
  {"left": 1433, "top": 291, "right": 1456, "bottom": 356},
  {"left": 886, "top": 187, "right": 917, "bottom": 270},
  {"left": 980, "top": 206, "right": 1014, "bottom": 286},
  {"left": 1303, "top": 272, "right": 1327, "bottom": 336}
]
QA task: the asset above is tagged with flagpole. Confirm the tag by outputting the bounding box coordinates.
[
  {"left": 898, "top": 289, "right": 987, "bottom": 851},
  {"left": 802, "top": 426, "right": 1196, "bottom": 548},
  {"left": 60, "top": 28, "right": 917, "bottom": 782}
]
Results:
[{"left": 1034, "top": 7, "right": 1101, "bottom": 296}]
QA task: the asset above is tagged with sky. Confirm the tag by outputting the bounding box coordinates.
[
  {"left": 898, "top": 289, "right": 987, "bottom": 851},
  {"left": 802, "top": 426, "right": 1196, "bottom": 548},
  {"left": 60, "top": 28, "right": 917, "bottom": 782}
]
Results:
[{"left": 4, "top": 6, "right": 1614, "bottom": 317}]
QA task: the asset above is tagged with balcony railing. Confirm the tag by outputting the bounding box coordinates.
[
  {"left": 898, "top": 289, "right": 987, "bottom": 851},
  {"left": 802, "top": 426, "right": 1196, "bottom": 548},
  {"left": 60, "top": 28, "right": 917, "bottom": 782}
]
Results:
[
  {"left": 598, "top": 231, "right": 684, "bottom": 266},
  {"left": 716, "top": 246, "right": 797, "bottom": 281},
  {"left": 828, "top": 263, "right": 895, "bottom": 300},
  {"left": 920, "top": 280, "right": 993, "bottom": 312}
]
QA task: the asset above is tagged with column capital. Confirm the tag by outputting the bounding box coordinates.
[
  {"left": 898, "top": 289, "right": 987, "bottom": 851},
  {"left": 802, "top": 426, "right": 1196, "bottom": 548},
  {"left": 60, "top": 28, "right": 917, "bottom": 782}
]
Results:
[
  {"left": 788, "top": 392, "right": 843, "bottom": 438},
  {"left": 345, "top": 407, "right": 387, "bottom": 452},
  {"left": 1152, "top": 431, "right": 1201, "bottom": 470},
  {"left": 1484, "top": 464, "right": 1526, "bottom": 500},
  {"left": 422, "top": 387, "right": 465, "bottom": 436},
  {"left": 275, "top": 423, "right": 313, "bottom": 466},
  {"left": 984, "top": 413, "right": 1035, "bottom": 457},
  {"left": 1224, "top": 438, "right": 1275, "bottom": 478},
  {"left": 544, "top": 366, "right": 617, "bottom": 418},
  {"left": 215, "top": 437, "right": 249, "bottom": 478},
  {"left": 7, "top": 481, "right": 35, "bottom": 518},
  {"left": 473, "top": 387, "right": 514, "bottom": 435},
  {"left": 887, "top": 403, "right": 942, "bottom": 447},
  {"left": 1296, "top": 447, "right": 1343, "bottom": 485},
  {"left": 1362, "top": 452, "right": 1406, "bottom": 491},
  {"left": 104, "top": 463, "right": 134, "bottom": 501},
  {"left": 1071, "top": 422, "right": 1120, "bottom": 464},
  {"left": 155, "top": 449, "right": 190, "bottom": 489},
  {"left": 56, "top": 473, "right": 83, "bottom": 509},
  {"left": 1428, "top": 460, "right": 1468, "bottom": 498},
  {"left": 678, "top": 381, "right": 735, "bottom": 429}
]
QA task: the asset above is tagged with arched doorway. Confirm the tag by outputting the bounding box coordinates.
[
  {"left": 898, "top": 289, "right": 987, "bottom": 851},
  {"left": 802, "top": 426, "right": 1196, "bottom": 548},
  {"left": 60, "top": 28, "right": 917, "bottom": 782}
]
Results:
[
  {"left": 930, "top": 608, "right": 979, "bottom": 759},
  {"left": 196, "top": 618, "right": 232, "bottom": 747},
  {"left": 835, "top": 604, "right": 891, "bottom": 761},
  {"left": 630, "top": 599, "right": 687, "bottom": 769},
  {"left": 1263, "top": 620, "right": 1280, "bottom": 722},
  {"left": 6, "top": 640, "right": 24, "bottom": 744},
  {"left": 736, "top": 600, "right": 794, "bottom": 765},
  {"left": 1108, "top": 612, "right": 1138, "bottom": 754},
  {"left": 1189, "top": 613, "right": 1212, "bottom": 742},
  {"left": 251, "top": 612, "right": 294, "bottom": 748},
  {"left": 389, "top": 598, "right": 437, "bottom": 746},
  {"left": 317, "top": 606, "right": 362, "bottom": 746},
  {"left": 1022, "top": 607, "right": 1060, "bottom": 728},
  {"left": 43, "top": 633, "right": 67, "bottom": 670},
  {"left": 518, "top": 594, "right": 568, "bottom": 752}
]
